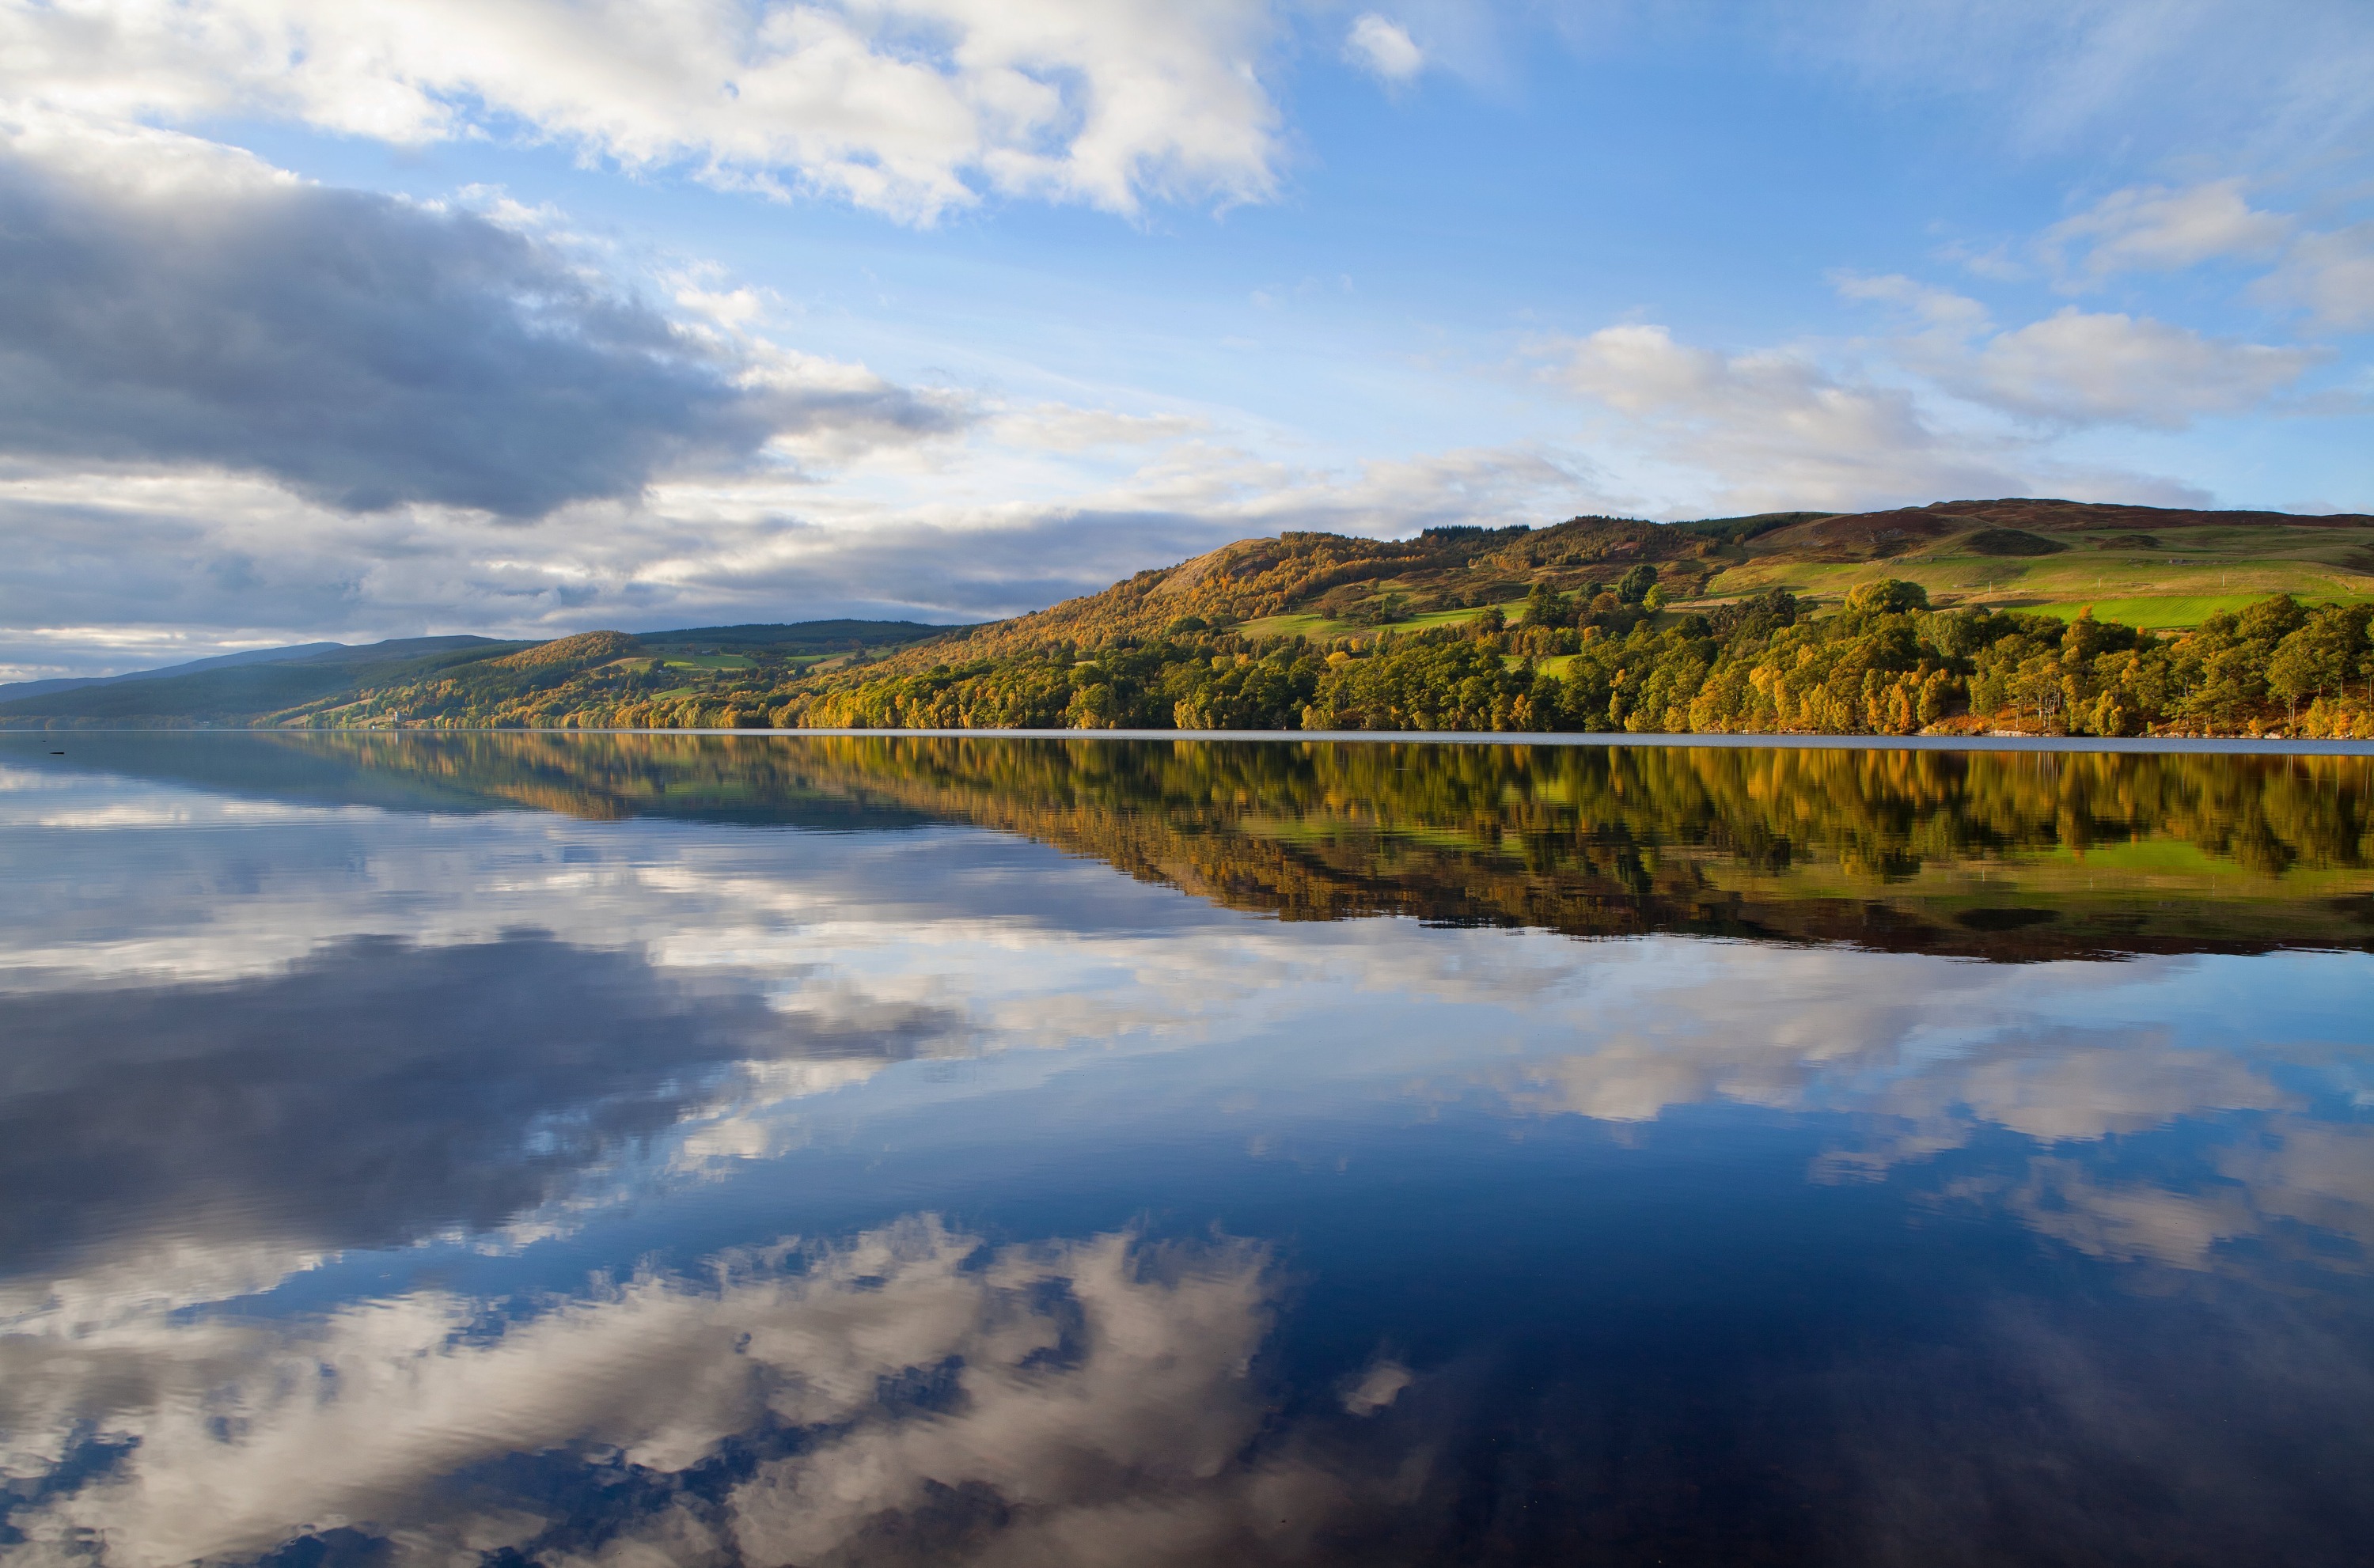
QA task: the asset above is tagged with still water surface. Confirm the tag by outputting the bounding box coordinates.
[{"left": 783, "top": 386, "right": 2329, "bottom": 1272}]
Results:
[{"left": 6, "top": 733, "right": 2374, "bottom": 1566}]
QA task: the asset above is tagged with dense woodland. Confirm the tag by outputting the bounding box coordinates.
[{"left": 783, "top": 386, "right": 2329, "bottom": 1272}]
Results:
[
  {"left": 385, "top": 582, "right": 2374, "bottom": 739},
  {"left": 13, "top": 504, "right": 2374, "bottom": 738}
]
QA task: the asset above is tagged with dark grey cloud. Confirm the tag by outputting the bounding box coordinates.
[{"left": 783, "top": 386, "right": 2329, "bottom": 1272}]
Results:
[{"left": 0, "top": 150, "right": 958, "bottom": 517}]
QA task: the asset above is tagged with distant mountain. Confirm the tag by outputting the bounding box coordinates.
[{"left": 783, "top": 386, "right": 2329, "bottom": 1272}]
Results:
[
  {"left": 0, "top": 642, "right": 346, "bottom": 703},
  {"left": 0, "top": 622, "right": 955, "bottom": 729},
  {"left": 0, "top": 637, "right": 521, "bottom": 725}
]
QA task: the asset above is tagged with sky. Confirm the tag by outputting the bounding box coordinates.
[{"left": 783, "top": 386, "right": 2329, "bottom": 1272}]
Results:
[{"left": 1, "top": 0, "right": 2371, "bottom": 678}]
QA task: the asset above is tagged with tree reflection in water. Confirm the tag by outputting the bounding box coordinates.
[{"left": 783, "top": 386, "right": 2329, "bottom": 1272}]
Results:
[{"left": 2, "top": 733, "right": 2372, "bottom": 1566}]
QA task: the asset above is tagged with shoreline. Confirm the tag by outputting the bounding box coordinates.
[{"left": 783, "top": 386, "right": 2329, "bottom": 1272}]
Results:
[
  {"left": 720, "top": 728, "right": 2374, "bottom": 756},
  {"left": 21, "top": 728, "right": 2374, "bottom": 756}
]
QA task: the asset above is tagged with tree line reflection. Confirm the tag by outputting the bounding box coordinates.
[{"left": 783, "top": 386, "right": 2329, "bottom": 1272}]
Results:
[{"left": 103, "top": 732, "right": 2374, "bottom": 960}]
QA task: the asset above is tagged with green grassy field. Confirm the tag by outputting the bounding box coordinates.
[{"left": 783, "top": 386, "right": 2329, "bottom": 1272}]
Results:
[
  {"left": 1239, "top": 598, "right": 1531, "bottom": 642},
  {"left": 1708, "top": 551, "right": 2374, "bottom": 619},
  {"left": 2023, "top": 593, "right": 2374, "bottom": 628}
]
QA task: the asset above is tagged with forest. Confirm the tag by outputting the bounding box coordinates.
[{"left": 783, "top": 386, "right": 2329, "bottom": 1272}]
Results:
[
  {"left": 15, "top": 501, "right": 2374, "bottom": 738},
  {"left": 595, "top": 582, "right": 2374, "bottom": 740}
]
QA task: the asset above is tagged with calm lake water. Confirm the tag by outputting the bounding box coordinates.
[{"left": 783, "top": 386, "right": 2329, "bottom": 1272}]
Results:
[{"left": 6, "top": 733, "right": 2374, "bottom": 1567}]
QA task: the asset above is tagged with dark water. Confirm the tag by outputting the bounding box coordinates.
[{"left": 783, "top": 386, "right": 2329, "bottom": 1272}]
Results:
[{"left": 6, "top": 733, "right": 2374, "bottom": 1567}]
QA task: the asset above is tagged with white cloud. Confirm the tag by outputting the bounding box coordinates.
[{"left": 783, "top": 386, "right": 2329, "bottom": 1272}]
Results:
[
  {"left": 1837, "top": 275, "right": 2321, "bottom": 429},
  {"left": 1536, "top": 322, "right": 2028, "bottom": 515},
  {"left": 1534, "top": 299, "right": 2303, "bottom": 515},
  {"left": 0, "top": 424, "right": 1607, "bottom": 676},
  {"left": 1831, "top": 271, "right": 1993, "bottom": 335},
  {"left": 2040, "top": 178, "right": 2293, "bottom": 282},
  {"left": 0, "top": 0, "right": 1287, "bottom": 222},
  {"left": 1345, "top": 13, "right": 1424, "bottom": 81},
  {"left": 4, "top": 1218, "right": 1306, "bottom": 1566},
  {"left": 2255, "top": 221, "right": 2374, "bottom": 331},
  {"left": 1960, "top": 309, "right": 2319, "bottom": 426},
  {"left": 988, "top": 403, "right": 1210, "bottom": 452}
]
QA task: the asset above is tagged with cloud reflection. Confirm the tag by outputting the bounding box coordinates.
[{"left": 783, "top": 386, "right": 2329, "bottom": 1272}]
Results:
[
  {"left": 0, "top": 934, "right": 965, "bottom": 1328},
  {"left": 7, "top": 742, "right": 2374, "bottom": 1560},
  {"left": 0, "top": 1218, "right": 1386, "bottom": 1568}
]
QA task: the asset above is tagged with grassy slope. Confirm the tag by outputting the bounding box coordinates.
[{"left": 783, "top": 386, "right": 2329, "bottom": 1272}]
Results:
[
  {"left": 17, "top": 502, "right": 2371, "bottom": 729},
  {"left": 823, "top": 500, "right": 2374, "bottom": 693},
  {"left": 1703, "top": 506, "right": 2374, "bottom": 620}
]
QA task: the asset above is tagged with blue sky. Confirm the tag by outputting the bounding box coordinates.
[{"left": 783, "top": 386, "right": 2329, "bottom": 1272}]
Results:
[{"left": 2, "top": 0, "right": 2370, "bottom": 677}]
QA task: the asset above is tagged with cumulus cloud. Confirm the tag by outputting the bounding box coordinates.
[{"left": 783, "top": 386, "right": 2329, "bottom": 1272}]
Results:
[
  {"left": 0, "top": 427, "right": 1599, "bottom": 679},
  {"left": 1535, "top": 322, "right": 2029, "bottom": 514},
  {"left": 1959, "top": 309, "right": 2320, "bottom": 426},
  {"left": 1837, "top": 275, "right": 2324, "bottom": 428},
  {"left": 2040, "top": 178, "right": 2294, "bottom": 282},
  {"left": 0, "top": 0, "right": 1285, "bottom": 222},
  {"left": 1345, "top": 13, "right": 1425, "bottom": 81},
  {"left": 0, "top": 126, "right": 961, "bottom": 519},
  {"left": 2255, "top": 221, "right": 2374, "bottom": 331},
  {"left": 0, "top": 1217, "right": 1332, "bottom": 1566}
]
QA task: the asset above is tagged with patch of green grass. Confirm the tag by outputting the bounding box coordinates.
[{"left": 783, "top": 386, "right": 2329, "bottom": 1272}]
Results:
[
  {"left": 1240, "top": 600, "right": 1531, "bottom": 643},
  {"left": 661, "top": 653, "right": 753, "bottom": 671},
  {"left": 1709, "top": 552, "right": 2374, "bottom": 616},
  {"left": 1234, "top": 612, "right": 1341, "bottom": 640},
  {"left": 2023, "top": 593, "right": 2374, "bottom": 629}
]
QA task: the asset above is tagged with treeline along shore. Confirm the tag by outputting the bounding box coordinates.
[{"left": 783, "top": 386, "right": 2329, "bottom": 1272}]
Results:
[
  {"left": 779, "top": 584, "right": 2374, "bottom": 740},
  {"left": 290, "top": 584, "right": 2374, "bottom": 740},
  {"left": 12, "top": 501, "right": 2374, "bottom": 738}
]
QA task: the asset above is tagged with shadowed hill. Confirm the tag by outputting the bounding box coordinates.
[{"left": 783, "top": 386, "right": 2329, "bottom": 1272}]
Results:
[
  {"left": 0, "top": 622, "right": 951, "bottom": 729},
  {"left": 0, "top": 637, "right": 519, "bottom": 725}
]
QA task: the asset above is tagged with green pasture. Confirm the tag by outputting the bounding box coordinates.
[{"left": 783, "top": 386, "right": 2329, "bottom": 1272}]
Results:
[
  {"left": 2021, "top": 592, "right": 2374, "bottom": 628},
  {"left": 1239, "top": 597, "right": 1531, "bottom": 643},
  {"left": 1708, "top": 549, "right": 2374, "bottom": 617}
]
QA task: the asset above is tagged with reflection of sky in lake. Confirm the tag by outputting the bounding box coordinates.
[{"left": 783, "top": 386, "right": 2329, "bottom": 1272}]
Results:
[{"left": 6, "top": 737, "right": 2374, "bottom": 1566}]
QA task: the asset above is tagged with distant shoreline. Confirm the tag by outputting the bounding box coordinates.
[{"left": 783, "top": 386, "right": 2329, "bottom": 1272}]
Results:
[
  {"left": 21, "top": 726, "right": 2365, "bottom": 756},
  {"left": 734, "top": 727, "right": 2374, "bottom": 756}
]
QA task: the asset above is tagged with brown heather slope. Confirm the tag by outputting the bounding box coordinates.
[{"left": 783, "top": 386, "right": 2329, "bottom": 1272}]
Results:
[{"left": 843, "top": 498, "right": 2374, "bottom": 680}]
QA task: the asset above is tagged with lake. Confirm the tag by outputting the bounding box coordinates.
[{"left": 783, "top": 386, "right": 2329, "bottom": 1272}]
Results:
[{"left": 6, "top": 732, "right": 2374, "bottom": 1566}]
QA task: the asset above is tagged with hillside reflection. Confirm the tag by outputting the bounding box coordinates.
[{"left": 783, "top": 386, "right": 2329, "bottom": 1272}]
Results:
[
  {"left": 6, "top": 736, "right": 2374, "bottom": 1566},
  {"left": 36, "top": 731, "right": 2374, "bottom": 959}
]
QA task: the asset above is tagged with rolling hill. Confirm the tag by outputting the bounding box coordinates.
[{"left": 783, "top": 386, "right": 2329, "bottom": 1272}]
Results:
[
  {"left": 0, "top": 622, "right": 950, "bottom": 729},
  {"left": 901, "top": 497, "right": 2374, "bottom": 660},
  {"left": 8, "top": 500, "right": 2372, "bottom": 737}
]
